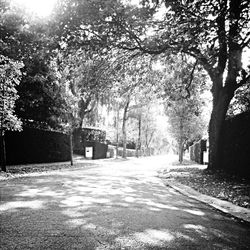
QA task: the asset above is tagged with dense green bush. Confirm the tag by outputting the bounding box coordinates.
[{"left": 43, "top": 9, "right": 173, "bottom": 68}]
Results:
[{"left": 81, "top": 128, "right": 106, "bottom": 142}]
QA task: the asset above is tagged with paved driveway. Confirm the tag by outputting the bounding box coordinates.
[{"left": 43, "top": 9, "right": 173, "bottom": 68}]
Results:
[{"left": 0, "top": 156, "right": 250, "bottom": 249}]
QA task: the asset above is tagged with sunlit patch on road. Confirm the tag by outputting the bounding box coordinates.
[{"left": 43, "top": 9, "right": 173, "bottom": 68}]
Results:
[{"left": 0, "top": 200, "right": 44, "bottom": 212}]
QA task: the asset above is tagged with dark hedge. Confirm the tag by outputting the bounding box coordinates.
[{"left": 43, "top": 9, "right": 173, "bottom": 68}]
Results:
[
  {"left": 72, "top": 128, "right": 107, "bottom": 159},
  {"left": 222, "top": 111, "right": 250, "bottom": 175},
  {"left": 3, "top": 127, "right": 70, "bottom": 165},
  {"left": 73, "top": 128, "right": 106, "bottom": 153},
  {"left": 81, "top": 127, "right": 106, "bottom": 142},
  {"left": 73, "top": 128, "right": 85, "bottom": 155}
]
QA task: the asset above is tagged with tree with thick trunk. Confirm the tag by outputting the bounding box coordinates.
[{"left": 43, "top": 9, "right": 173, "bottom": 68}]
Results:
[
  {"left": 208, "top": 86, "right": 235, "bottom": 168},
  {"left": 110, "top": 0, "right": 250, "bottom": 169}
]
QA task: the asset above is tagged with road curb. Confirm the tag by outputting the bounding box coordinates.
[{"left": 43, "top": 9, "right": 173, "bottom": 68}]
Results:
[{"left": 161, "top": 178, "right": 250, "bottom": 224}]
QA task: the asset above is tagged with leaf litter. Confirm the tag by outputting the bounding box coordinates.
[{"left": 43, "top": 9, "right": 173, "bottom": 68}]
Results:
[{"left": 163, "top": 165, "right": 250, "bottom": 209}]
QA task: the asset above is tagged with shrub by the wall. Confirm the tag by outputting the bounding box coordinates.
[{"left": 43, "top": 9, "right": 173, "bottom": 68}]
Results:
[
  {"left": 3, "top": 127, "right": 70, "bottom": 165},
  {"left": 81, "top": 127, "right": 106, "bottom": 142}
]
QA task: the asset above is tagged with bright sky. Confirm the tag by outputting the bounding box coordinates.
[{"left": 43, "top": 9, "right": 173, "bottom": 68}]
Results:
[
  {"left": 243, "top": 49, "right": 250, "bottom": 68},
  {"left": 12, "top": 0, "right": 57, "bottom": 17}
]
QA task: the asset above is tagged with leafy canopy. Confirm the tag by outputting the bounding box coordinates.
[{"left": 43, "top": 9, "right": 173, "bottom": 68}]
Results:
[{"left": 0, "top": 55, "right": 23, "bottom": 132}]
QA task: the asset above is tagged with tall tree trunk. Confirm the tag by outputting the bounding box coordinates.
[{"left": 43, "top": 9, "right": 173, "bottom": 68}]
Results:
[
  {"left": 207, "top": 0, "right": 243, "bottom": 170},
  {"left": 69, "top": 131, "right": 73, "bottom": 166},
  {"left": 178, "top": 140, "right": 184, "bottom": 164},
  {"left": 122, "top": 99, "right": 130, "bottom": 158},
  {"left": 208, "top": 87, "right": 234, "bottom": 169},
  {"left": 116, "top": 105, "right": 119, "bottom": 158},
  {"left": 0, "top": 130, "right": 7, "bottom": 172},
  {"left": 136, "top": 115, "right": 142, "bottom": 158},
  {"left": 178, "top": 119, "right": 184, "bottom": 163}
]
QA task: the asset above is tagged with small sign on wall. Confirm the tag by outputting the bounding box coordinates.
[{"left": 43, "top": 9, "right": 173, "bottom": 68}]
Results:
[{"left": 85, "top": 147, "right": 93, "bottom": 159}]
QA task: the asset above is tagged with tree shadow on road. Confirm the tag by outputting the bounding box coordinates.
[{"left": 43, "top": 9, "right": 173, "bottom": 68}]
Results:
[{"left": 0, "top": 169, "right": 250, "bottom": 249}]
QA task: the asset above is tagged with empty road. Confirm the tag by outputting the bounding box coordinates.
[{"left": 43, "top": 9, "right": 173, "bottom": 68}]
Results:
[{"left": 0, "top": 156, "right": 250, "bottom": 249}]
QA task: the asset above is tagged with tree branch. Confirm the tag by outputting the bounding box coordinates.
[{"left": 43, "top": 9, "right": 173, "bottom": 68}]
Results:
[
  {"left": 185, "top": 60, "right": 198, "bottom": 98},
  {"left": 216, "top": 1, "right": 227, "bottom": 76}
]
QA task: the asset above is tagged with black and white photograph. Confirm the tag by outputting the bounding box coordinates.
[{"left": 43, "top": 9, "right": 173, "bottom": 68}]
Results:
[{"left": 0, "top": 0, "right": 250, "bottom": 249}]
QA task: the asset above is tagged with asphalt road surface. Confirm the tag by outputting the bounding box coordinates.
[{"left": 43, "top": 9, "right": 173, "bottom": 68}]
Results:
[{"left": 0, "top": 156, "right": 250, "bottom": 249}]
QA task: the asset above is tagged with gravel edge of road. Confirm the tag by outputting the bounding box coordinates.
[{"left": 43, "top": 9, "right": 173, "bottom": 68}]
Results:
[{"left": 161, "top": 178, "right": 250, "bottom": 224}]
